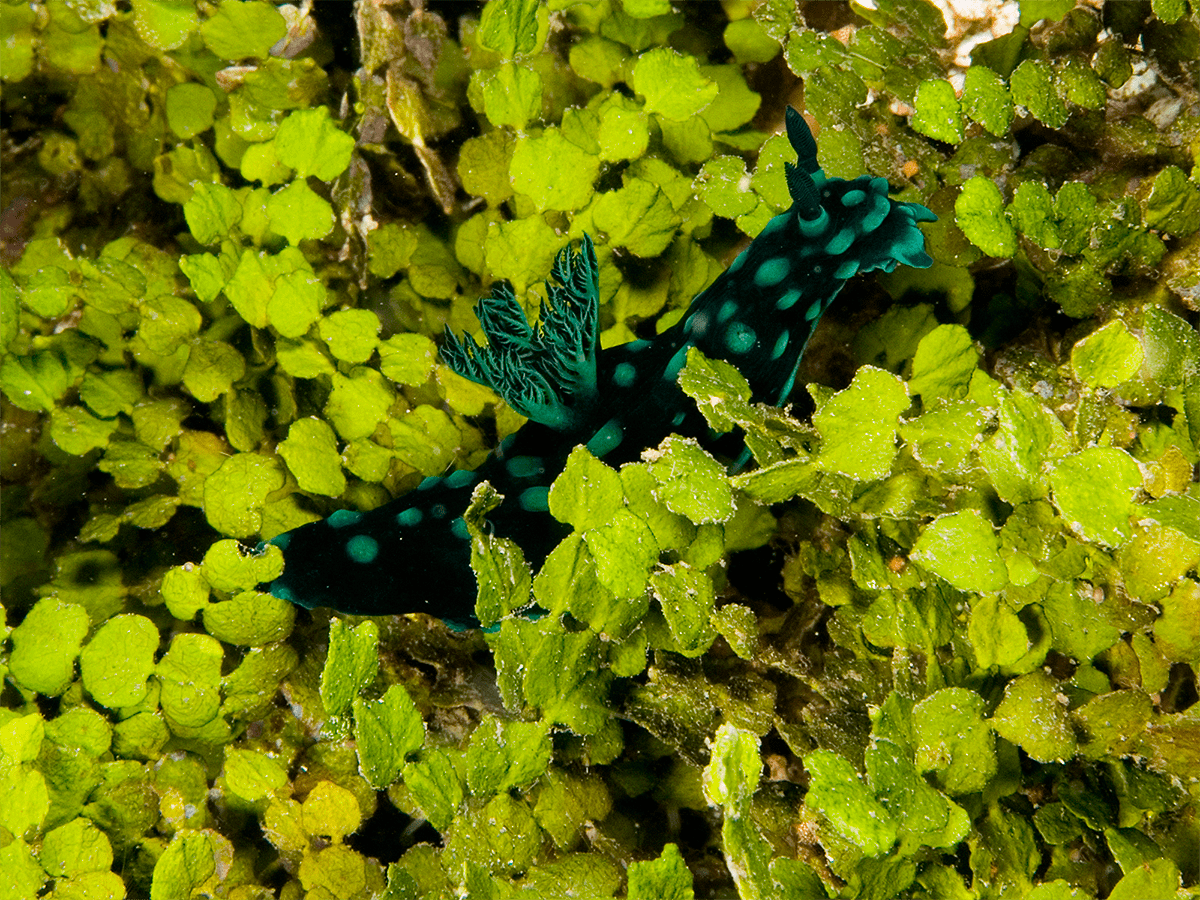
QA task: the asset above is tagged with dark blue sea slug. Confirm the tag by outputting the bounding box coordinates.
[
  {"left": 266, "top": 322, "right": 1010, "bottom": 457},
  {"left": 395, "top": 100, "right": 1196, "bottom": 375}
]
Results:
[{"left": 265, "top": 108, "right": 937, "bottom": 623}]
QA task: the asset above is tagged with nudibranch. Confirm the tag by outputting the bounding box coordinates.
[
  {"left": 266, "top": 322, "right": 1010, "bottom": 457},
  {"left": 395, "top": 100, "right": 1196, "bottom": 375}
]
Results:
[{"left": 264, "top": 108, "right": 936, "bottom": 623}]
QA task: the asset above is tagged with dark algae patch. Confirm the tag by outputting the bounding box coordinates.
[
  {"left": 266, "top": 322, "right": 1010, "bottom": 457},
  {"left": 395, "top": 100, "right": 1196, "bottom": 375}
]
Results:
[{"left": 1, "top": 1, "right": 1198, "bottom": 898}]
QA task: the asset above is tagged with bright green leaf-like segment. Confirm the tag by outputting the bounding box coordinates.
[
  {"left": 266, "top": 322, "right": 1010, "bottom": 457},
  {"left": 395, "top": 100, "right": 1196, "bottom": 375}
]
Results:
[
  {"left": 911, "top": 78, "right": 964, "bottom": 143},
  {"left": 1109, "top": 859, "right": 1184, "bottom": 900},
  {"left": 913, "top": 510, "right": 1007, "bottom": 593},
  {"left": 326, "top": 370, "right": 394, "bottom": 441},
  {"left": 203, "top": 591, "right": 294, "bottom": 646},
  {"left": 1153, "top": 579, "right": 1200, "bottom": 673},
  {"left": 279, "top": 417, "right": 346, "bottom": 497},
  {"left": 914, "top": 688, "right": 996, "bottom": 795},
  {"left": 443, "top": 793, "right": 541, "bottom": 875},
  {"left": 202, "top": 453, "right": 286, "bottom": 538},
  {"left": 509, "top": 129, "right": 599, "bottom": 213},
  {"left": 978, "top": 387, "right": 1069, "bottom": 505},
  {"left": 549, "top": 446, "right": 624, "bottom": 531},
  {"left": 202, "top": 539, "right": 283, "bottom": 593},
  {"left": 266, "top": 180, "right": 334, "bottom": 244},
  {"left": 867, "top": 736, "right": 969, "bottom": 850},
  {"left": 158, "top": 632, "right": 224, "bottom": 738},
  {"left": 320, "top": 619, "right": 379, "bottom": 718},
  {"left": 80, "top": 614, "right": 159, "bottom": 710},
  {"left": 477, "top": 0, "right": 545, "bottom": 58},
  {"left": 1144, "top": 165, "right": 1200, "bottom": 237},
  {"left": 962, "top": 65, "right": 1014, "bottom": 136},
  {"left": 585, "top": 509, "right": 658, "bottom": 599},
  {"left": 969, "top": 593, "right": 1031, "bottom": 669},
  {"left": 224, "top": 748, "right": 288, "bottom": 803},
  {"left": 704, "top": 724, "right": 761, "bottom": 813},
  {"left": 319, "top": 309, "right": 381, "bottom": 364},
  {"left": 700, "top": 156, "right": 757, "bottom": 218},
  {"left": 992, "top": 672, "right": 1077, "bottom": 762},
  {"left": 909, "top": 324, "right": 978, "bottom": 402},
  {"left": 475, "top": 62, "right": 543, "bottom": 130},
  {"left": 1142, "top": 307, "right": 1200, "bottom": 389},
  {"left": 1011, "top": 181, "right": 1060, "bottom": 250},
  {"left": 651, "top": 564, "right": 717, "bottom": 657},
  {"left": 467, "top": 483, "right": 531, "bottom": 627},
  {"left": 379, "top": 332, "right": 436, "bottom": 385},
  {"left": 955, "top": 176, "right": 1016, "bottom": 257},
  {"left": 302, "top": 780, "right": 362, "bottom": 842},
  {"left": 403, "top": 749, "right": 463, "bottom": 832},
  {"left": 199, "top": 0, "right": 286, "bottom": 60},
  {"left": 804, "top": 749, "right": 898, "bottom": 857},
  {"left": 166, "top": 82, "right": 218, "bottom": 140},
  {"left": 709, "top": 730, "right": 786, "bottom": 898},
  {"left": 632, "top": 48, "right": 719, "bottom": 121},
  {"left": 814, "top": 366, "right": 910, "bottom": 481},
  {"left": 8, "top": 598, "right": 89, "bottom": 696},
  {"left": 626, "top": 843, "right": 695, "bottom": 899},
  {"left": 1071, "top": 320, "right": 1144, "bottom": 388},
  {"left": 40, "top": 817, "right": 114, "bottom": 878},
  {"left": 274, "top": 108, "right": 355, "bottom": 181},
  {"left": 1011, "top": 58, "right": 1069, "bottom": 128},
  {"left": 466, "top": 716, "right": 551, "bottom": 795},
  {"left": 646, "top": 436, "right": 734, "bottom": 524},
  {"left": 354, "top": 684, "right": 424, "bottom": 789},
  {"left": 0, "top": 714, "right": 42, "bottom": 764},
  {"left": 182, "top": 340, "right": 244, "bottom": 402},
  {"left": 592, "top": 179, "right": 679, "bottom": 258},
  {"left": 150, "top": 831, "right": 217, "bottom": 900},
  {"left": 1051, "top": 448, "right": 1143, "bottom": 547}
]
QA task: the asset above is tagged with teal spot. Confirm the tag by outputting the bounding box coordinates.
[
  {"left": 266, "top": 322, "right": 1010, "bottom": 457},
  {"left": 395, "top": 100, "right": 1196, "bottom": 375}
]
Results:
[
  {"left": 328, "top": 509, "right": 363, "bottom": 528},
  {"left": 446, "top": 468, "right": 474, "bottom": 489},
  {"left": 672, "top": 411, "right": 686, "bottom": 426},
  {"left": 519, "top": 486, "right": 550, "bottom": 512},
  {"left": 664, "top": 347, "right": 688, "bottom": 381},
  {"left": 728, "top": 250, "right": 748, "bottom": 273},
  {"left": 417, "top": 476, "right": 439, "bottom": 491},
  {"left": 871, "top": 176, "right": 889, "bottom": 195},
  {"left": 797, "top": 209, "right": 829, "bottom": 238},
  {"left": 613, "top": 362, "right": 637, "bottom": 387},
  {"left": 626, "top": 339, "right": 651, "bottom": 352},
  {"left": 776, "top": 288, "right": 803, "bottom": 311},
  {"left": 396, "top": 508, "right": 423, "bottom": 527},
  {"left": 505, "top": 455, "right": 545, "bottom": 479},
  {"left": 496, "top": 435, "right": 517, "bottom": 459},
  {"left": 586, "top": 419, "right": 624, "bottom": 457},
  {"left": 835, "top": 260, "right": 859, "bottom": 280},
  {"left": 450, "top": 518, "right": 469, "bottom": 540},
  {"left": 270, "top": 533, "right": 291, "bottom": 550},
  {"left": 805, "top": 300, "right": 826, "bottom": 322},
  {"left": 754, "top": 257, "right": 791, "bottom": 287},
  {"left": 717, "top": 300, "right": 737, "bottom": 323},
  {"left": 841, "top": 189, "right": 866, "bottom": 207},
  {"left": 430, "top": 504, "right": 447, "bottom": 519},
  {"left": 272, "top": 584, "right": 293, "bottom": 602},
  {"left": 346, "top": 534, "right": 379, "bottom": 564},
  {"left": 684, "top": 312, "right": 709, "bottom": 336},
  {"left": 725, "top": 322, "right": 757, "bottom": 354},
  {"left": 772, "top": 330, "right": 790, "bottom": 360},
  {"left": 825, "top": 229, "right": 854, "bottom": 255}
]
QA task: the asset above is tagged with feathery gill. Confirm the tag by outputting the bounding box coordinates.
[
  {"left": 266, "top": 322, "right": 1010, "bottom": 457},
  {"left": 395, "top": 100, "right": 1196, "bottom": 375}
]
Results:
[{"left": 263, "top": 108, "right": 937, "bottom": 624}]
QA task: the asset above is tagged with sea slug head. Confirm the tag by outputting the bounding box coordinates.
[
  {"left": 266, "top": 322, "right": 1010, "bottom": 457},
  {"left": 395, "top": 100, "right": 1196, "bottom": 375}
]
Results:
[{"left": 783, "top": 107, "right": 938, "bottom": 281}]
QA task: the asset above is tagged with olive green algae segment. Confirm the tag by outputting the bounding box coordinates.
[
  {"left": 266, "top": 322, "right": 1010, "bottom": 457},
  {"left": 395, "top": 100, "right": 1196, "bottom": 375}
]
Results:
[{"left": 2, "top": 0, "right": 1200, "bottom": 898}]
